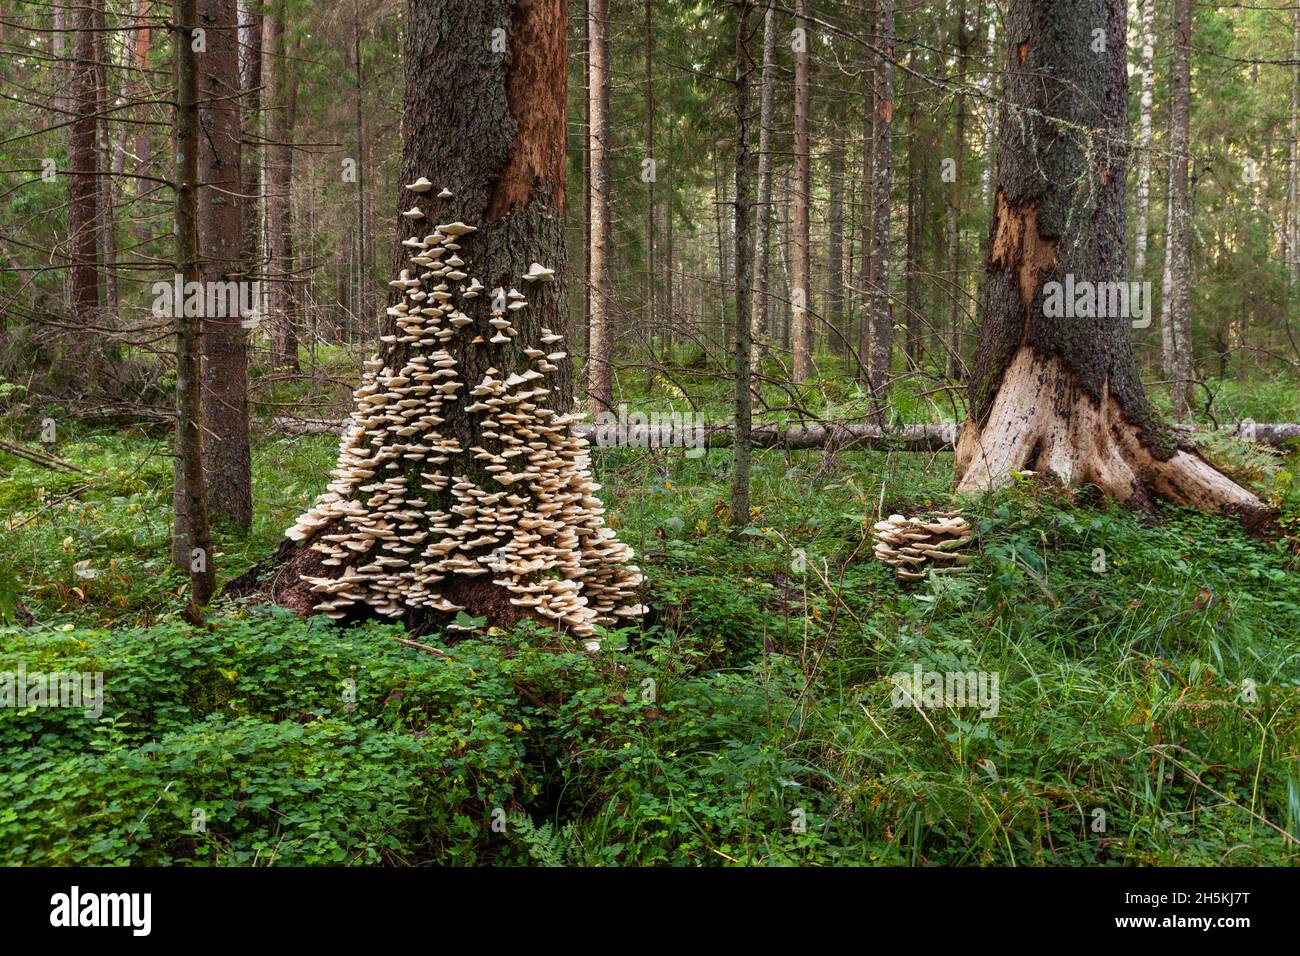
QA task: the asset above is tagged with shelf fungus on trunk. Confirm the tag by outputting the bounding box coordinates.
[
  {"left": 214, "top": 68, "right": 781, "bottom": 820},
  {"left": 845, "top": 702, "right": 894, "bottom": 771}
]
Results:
[
  {"left": 281, "top": 212, "right": 645, "bottom": 642},
  {"left": 872, "top": 511, "right": 972, "bottom": 581}
]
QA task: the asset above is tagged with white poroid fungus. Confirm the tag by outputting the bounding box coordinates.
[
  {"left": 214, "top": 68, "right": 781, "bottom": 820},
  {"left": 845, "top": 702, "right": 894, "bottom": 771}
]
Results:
[{"left": 284, "top": 207, "right": 645, "bottom": 644}]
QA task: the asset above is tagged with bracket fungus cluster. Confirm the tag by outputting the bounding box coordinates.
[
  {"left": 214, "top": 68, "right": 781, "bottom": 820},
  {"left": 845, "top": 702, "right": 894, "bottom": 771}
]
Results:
[
  {"left": 872, "top": 511, "right": 972, "bottom": 581},
  {"left": 284, "top": 186, "right": 645, "bottom": 643}
]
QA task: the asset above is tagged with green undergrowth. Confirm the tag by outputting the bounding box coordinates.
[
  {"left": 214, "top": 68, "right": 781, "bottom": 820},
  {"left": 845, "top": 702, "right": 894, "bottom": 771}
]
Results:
[{"left": 2, "top": 403, "right": 1299, "bottom": 865}]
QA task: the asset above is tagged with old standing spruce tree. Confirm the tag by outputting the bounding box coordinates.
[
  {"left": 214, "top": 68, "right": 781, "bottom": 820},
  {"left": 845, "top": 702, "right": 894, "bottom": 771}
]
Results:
[
  {"left": 254, "top": 0, "right": 644, "bottom": 640},
  {"left": 955, "top": 0, "right": 1264, "bottom": 520}
]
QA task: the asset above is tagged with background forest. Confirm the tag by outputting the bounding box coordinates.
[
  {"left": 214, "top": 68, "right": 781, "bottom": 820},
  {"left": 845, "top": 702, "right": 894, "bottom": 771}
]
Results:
[{"left": 1, "top": 0, "right": 1299, "bottom": 867}]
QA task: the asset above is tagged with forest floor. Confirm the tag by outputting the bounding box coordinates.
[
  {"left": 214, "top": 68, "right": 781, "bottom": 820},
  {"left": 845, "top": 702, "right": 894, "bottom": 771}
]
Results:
[{"left": 2, "top": 358, "right": 1299, "bottom": 865}]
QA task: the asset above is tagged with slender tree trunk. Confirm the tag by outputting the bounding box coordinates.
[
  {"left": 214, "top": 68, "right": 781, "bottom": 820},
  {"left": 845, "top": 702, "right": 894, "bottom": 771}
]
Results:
[
  {"left": 51, "top": 2, "right": 69, "bottom": 117},
  {"left": 252, "top": 0, "right": 643, "bottom": 636},
  {"left": 714, "top": 148, "right": 731, "bottom": 351},
  {"left": 845, "top": 147, "right": 857, "bottom": 338},
  {"left": 239, "top": 3, "right": 262, "bottom": 284},
  {"left": 587, "top": 0, "right": 613, "bottom": 414},
  {"left": 979, "top": 0, "right": 996, "bottom": 211},
  {"left": 732, "top": 0, "right": 755, "bottom": 526},
  {"left": 264, "top": 2, "right": 298, "bottom": 370},
  {"left": 904, "top": 50, "right": 921, "bottom": 369},
  {"left": 866, "top": 0, "right": 895, "bottom": 420},
  {"left": 664, "top": 121, "right": 674, "bottom": 343},
  {"left": 827, "top": 122, "right": 847, "bottom": 357},
  {"left": 133, "top": 1, "right": 154, "bottom": 243},
  {"left": 642, "top": 0, "right": 656, "bottom": 382},
  {"left": 954, "top": 0, "right": 1260, "bottom": 519},
  {"left": 945, "top": 0, "right": 968, "bottom": 381},
  {"left": 1290, "top": 4, "right": 1299, "bottom": 286},
  {"left": 751, "top": 1, "right": 778, "bottom": 363},
  {"left": 353, "top": 1, "right": 372, "bottom": 349},
  {"left": 1164, "top": 0, "right": 1194, "bottom": 419},
  {"left": 777, "top": 166, "right": 792, "bottom": 347},
  {"left": 93, "top": 0, "right": 118, "bottom": 322},
  {"left": 173, "top": 0, "right": 217, "bottom": 613},
  {"left": 67, "top": 0, "right": 100, "bottom": 323},
  {"left": 580, "top": 0, "right": 591, "bottom": 358},
  {"left": 197, "top": 0, "right": 252, "bottom": 530},
  {"left": 791, "top": 0, "right": 813, "bottom": 382},
  {"left": 856, "top": 0, "right": 878, "bottom": 382},
  {"left": 1132, "top": 0, "right": 1155, "bottom": 278}
]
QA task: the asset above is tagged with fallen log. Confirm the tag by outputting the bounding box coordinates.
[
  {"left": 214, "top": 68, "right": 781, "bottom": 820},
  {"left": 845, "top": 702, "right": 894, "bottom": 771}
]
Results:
[
  {"left": 270, "top": 417, "right": 960, "bottom": 450},
  {"left": 268, "top": 417, "right": 1300, "bottom": 451},
  {"left": 0, "top": 438, "right": 85, "bottom": 473}
]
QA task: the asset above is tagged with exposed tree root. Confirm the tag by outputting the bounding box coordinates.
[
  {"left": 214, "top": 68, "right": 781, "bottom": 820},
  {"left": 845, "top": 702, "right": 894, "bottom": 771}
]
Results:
[{"left": 954, "top": 347, "right": 1269, "bottom": 524}]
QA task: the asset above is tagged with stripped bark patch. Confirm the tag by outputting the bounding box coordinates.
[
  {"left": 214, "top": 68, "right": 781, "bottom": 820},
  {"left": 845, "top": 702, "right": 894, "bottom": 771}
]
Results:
[
  {"left": 988, "top": 191, "right": 1058, "bottom": 338},
  {"left": 486, "top": 0, "right": 567, "bottom": 221}
]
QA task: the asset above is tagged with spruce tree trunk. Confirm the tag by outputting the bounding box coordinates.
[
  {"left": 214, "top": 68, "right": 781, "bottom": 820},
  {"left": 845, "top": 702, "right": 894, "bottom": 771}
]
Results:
[
  {"left": 731, "top": 0, "right": 755, "bottom": 526},
  {"left": 642, "top": 0, "right": 655, "bottom": 378},
  {"left": 979, "top": 2, "right": 996, "bottom": 211},
  {"left": 133, "top": 1, "right": 154, "bottom": 244},
  {"left": 750, "top": 1, "right": 778, "bottom": 363},
  {"left": 238, "top": 3, "right": 262, "bottom": 283},
  {"left": 954, "top": 0, "right": 1262, "bottom": 519},
  {"left": 791, "top": 0, "right": 813, "bottom": 382},
  {"left": 1132, "top": 0, "right": 1155, "bottom": 278},
  {"left": 826, "top": 123, "right": 847, "bottom": 357},
  {"left": 248, "top": 0, "right": 643, "bottom": 638},
  {"left": 1163, "top": 0, "right": 1194, "bottom": 419},
  {"left": 1291, "top": 3, "right": 1299, "bottom": 286},
  {"left": 196, "top": 0, "right": 252, "bottom": 531},
  {"left": 944, "top": 0, "right": 967, "bottom": 382},
  {"left": 67, "top": 0, "right": 100, "bottom": 323},
  {"left": 866, "top": 0, "right": 895, "bottom": 420},
  {"left": 856, "top": 0, "right": 877, "bottom": 382},
  {"left": 173, "top": 0, "right": 217, "bottom": 614},
  {"left": 263, "top": 1, "right": 298, "bottom": 370},
  {"left": 580, "top": 0, "right": 591, "bottom": 358},
  {"left": 586, "top": 0, "right": 613, "bottom": 414},
  {"left": 352, "top": 0, "right": 373, "bottom": 346},
  {"left": 904, "top": 49, "right": 921, "bottom": 369},
  {"left": 92, "top": 0, "right": 118, "bottom": 324}
]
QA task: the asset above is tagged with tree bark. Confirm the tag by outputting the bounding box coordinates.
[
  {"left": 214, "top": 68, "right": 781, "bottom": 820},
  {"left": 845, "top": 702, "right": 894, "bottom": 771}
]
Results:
[
  {"left": 67, "top": 0, "right": 100, "bottom": 323},
  {"left": 642, "top": 0, "right": 656, "bottom": 379},
  {"left": 1162, "top": 0, "right": 1194, "bottom": 419},
  {"left": 238, "top": 3, "right": 262, "bottom": 284},
  {"left": 1132, "top": 0, "right": 1155, "bottom": 278},
  {"left": 249, "top": 0, "right": 643, "bottom": 637},
  {"left": 133, "top": 0, "right": 154, "bottom": 243},
  {"left": 173, "top": 0, "right": 217, "bottom": 614},
  {"left": 352, "top": 0, "right": 372, "bottom": 347},
  {"left": 1291, "top": 3, "right": 1299, "bottom": 286},
  {"left": 945, "top": 1, "right": 968, "bottom": 381},
  {"left": 92, "top": 0, "right": 118, "bottom": 322},
  {"left": 903, "top": 46, "right": 921, "bottom": 369},
  {"left": 579, "top": 0, "right": 591, "bottom": 357},
  {"left": 827, "top": 121, "right": 847, "bottom": 357},
  {"left": 979, "top": 0, "right": 996, "bottom": 212},
  {"left": 750, "top": 1, "right": 778, "bottom": 363},
  {"left": 954, "top": 0, "right": 1262, "bottom": 520},
  {"left": 586, "top": 0, "right": 613, "bottom": 414},
  {"left": 866, "top": 0, "right": 895, "bottom": 420},
  {"left": 263, "top": 1, "right": 298, "bottom": 370},
  {"left": 791, "top": 0, "right": 813, "bottom": 382},
  {"left": 856, "top": 0, "right": 877, "bottom": 383},
  {"left": 198, "top": 0, "right": 252, "bottom": 530},
  {"left": 731, "top": 0, "right": 755, "bottom": 526}
]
